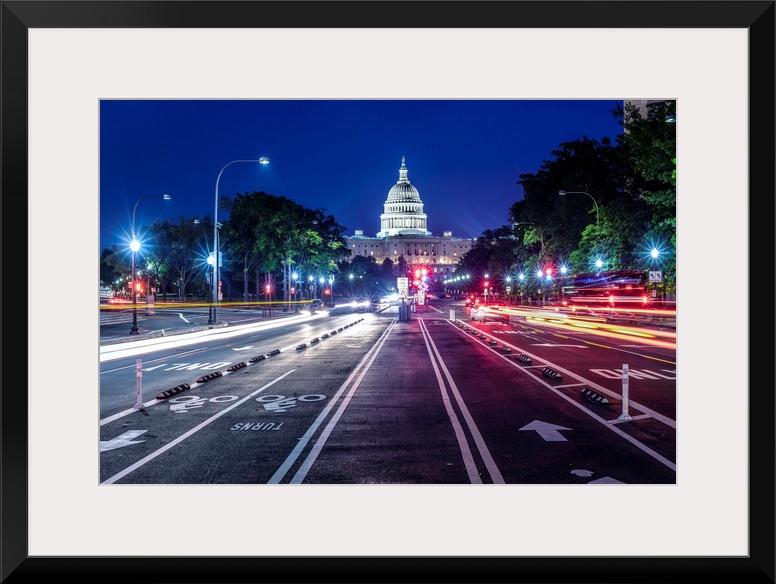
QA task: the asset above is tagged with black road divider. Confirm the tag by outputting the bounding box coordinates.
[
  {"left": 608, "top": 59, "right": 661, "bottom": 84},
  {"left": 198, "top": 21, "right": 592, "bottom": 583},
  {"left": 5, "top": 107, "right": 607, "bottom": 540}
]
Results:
[
  {"left": 311, "top": 337, "right": 320, "bottom": 344},
  {"left": 156, "top": 383, "right": 191, "bottom": 400},
  {"left": 197, "top": 371, "right": 223, "bottom": 383},
  {"left": 266, "top": 349, "right": 281, "bottom": 356},
  {"left": 501, "top": 345, "right": 512, "bottom": 353},
  {"left": 542, "top": 367, "right": 563, "bottom": 380},
  {"left": 249, "top": 355, "right": 266, "bottom": 363},
  {"left": 296, "top": 344, "right": 307, "bottom": 350},
  {"left": 478, "top": 334, "right": 487, "bottom": 340},
  {"left": 488, "top": 339, "right": 498, "bottom": 346},
  {"left": 227, "top": 362, "right": 247, "bottom": 371},
  {"left": 580, "top": 387, "right": 610, "bottom": 405},
  {"left": 517, "top": 354, "right": 533, "bottom": 364},
  {"left": 330, "top": 330, "right": 338, "bottom": 335},
  {"left": 338, "top": 327, "right": 344, "bottom": 331},
  {"left": 322, "top": 333, "right": 330, "bottom": 339}
]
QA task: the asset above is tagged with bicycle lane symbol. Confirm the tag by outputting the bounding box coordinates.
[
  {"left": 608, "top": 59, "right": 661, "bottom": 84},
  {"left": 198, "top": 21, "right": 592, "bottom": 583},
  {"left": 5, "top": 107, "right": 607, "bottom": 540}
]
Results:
[
  {"left": 168, "top": 394, "right": 239, "bottom": 413},
  {"left": 256, "top": 394, "right": 327, "bottom": 413}
]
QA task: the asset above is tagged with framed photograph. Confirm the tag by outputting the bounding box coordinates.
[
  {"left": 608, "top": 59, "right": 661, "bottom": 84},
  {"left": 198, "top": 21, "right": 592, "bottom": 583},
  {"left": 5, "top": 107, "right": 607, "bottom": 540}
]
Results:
[{"left": 4, "top": 1, "right": 773, "bottom": 582}]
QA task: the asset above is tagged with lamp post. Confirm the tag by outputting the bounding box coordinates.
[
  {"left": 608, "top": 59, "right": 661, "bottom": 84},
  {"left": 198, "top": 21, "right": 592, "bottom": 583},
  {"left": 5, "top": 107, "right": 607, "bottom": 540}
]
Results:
[
  {"left": 650, "top": 247, "right": 662, "bottom": 302},
  {"left": 212, "top": 157, "right": 269, "bottom": 324},
  {"left": 194, "top": 218, "right": 217, "bottom": 323},
  {"left": 129, "top": 194, "right": 171, "bottom": 334},
  {"left": 559, "top": 190, "right": 599, "bottom": 226}
]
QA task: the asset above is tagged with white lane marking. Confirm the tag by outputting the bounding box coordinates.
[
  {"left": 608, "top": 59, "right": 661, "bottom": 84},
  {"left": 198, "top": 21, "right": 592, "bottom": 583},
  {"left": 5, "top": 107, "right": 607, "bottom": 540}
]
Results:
[
  {"left": 100, "top": 348, "right": 209, "bottom": 375},
  {"left": 588, "top": 477, "right": 625, "bottom": 484},
  {"left": 530, "top": 344, "right": 589, "bottom": 348},
  {"left": 268, "top": 319, "right": 397, "bottom": 484},
  {"left": 100, "top": 369, "right": 296, "bottom": 484},
  {"left": 421, "top": 318, "right": 505, "bottom": 484},
  {"left": 457, "top": 321, "right": 676, "bottom": 429},
  {"left": 100, "top": 430, "right": 148, "bottom": 452},
  {"left": 419, "top": 320, "right": 483, "bottom": 483},
  {"left": 449, "top": 320, "right": 676, "bottom": 472}
]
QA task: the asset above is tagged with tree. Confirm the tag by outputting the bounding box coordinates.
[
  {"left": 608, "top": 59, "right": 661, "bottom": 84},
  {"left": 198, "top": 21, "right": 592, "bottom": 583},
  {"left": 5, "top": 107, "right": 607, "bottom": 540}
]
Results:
[
  {"left": 147, "top": 217, "right": 202, "bottom": 301},
  {"left": 100, "top": 246, "right": 127, "bottom": 291},
  {"left": 617, "top": 100, "right": 677, "bottom": 293},
  {"left": 221, "top": 191, "right": 279, "bottom": 302}
]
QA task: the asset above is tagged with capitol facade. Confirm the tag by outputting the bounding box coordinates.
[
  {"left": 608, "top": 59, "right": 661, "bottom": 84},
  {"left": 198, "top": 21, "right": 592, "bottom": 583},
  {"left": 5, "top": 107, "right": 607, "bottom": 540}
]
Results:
[{"left": 343, "top": 157, "right": 474, "bottom": 279}]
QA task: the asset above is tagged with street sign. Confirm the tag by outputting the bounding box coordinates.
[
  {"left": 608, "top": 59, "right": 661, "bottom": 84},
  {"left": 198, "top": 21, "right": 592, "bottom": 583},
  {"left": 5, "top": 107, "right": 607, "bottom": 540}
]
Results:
[
  {"left": 648, "top": 270, "right": 662, "bottom": 283},
  {"left": 397, "top": 277, "right": 409, "bottom": 298}
]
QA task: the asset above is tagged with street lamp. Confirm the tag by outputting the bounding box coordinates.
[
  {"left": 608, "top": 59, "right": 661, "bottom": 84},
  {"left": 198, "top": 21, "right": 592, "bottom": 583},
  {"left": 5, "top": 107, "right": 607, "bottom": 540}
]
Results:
[
  {"left": 194, "top": 218, "right": 219, "bottom": 323},
  {"left": 559, "top": 190, "right": 599, "bottom": 226},
  {"left": 212, "top": 157, "right": 269, "bottom": 325},
  {"left": 129, "top": 194, "right": 171, "bottom": 334}
]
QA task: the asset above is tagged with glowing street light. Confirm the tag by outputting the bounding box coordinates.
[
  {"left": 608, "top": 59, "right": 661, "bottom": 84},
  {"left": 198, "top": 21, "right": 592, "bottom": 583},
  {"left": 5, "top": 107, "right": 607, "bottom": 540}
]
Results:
[{"left": 129, "top": 194, "right": 171, "bottom": 334}]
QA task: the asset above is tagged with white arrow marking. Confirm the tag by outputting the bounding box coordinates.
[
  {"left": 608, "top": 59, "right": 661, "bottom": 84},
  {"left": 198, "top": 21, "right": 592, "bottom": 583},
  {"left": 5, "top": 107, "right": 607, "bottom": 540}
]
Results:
[
  {"left": 100, "top": 430, "right": 148, "bottom": 452},
  {"left": 518, "top": 420, "right": 572, "bottom": 441},
  {"left": 588, "top": 477, "right": 625, "bottom": 484},
  {"left": 232, "top": 346, "right": 254, "bottom": 351}
]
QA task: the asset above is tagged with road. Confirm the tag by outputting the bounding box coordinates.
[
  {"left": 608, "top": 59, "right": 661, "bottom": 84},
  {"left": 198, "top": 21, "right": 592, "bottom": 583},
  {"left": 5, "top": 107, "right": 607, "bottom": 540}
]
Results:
[{"left": 99, "top": 300, "right": 677, "bottom": 485}]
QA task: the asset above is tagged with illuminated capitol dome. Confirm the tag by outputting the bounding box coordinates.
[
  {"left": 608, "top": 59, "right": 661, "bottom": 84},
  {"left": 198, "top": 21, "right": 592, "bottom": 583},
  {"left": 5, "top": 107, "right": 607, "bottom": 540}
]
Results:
[
  {"left": 343, "top": 156, "right": 474, "bottom": 278},
  {"left": 376, "top": 156, "right": 430, "bottom": 237}
]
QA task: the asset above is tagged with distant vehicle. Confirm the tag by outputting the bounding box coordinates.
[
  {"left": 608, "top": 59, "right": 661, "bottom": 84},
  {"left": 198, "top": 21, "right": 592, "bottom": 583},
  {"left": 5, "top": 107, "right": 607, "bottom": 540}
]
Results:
[
  {"left": 99, "top": 285, "right": 113, "bottom": 303},
  {"left": 561, "top": 269, "right": 650, "bottom": 308},
  {"left": 471, "top": 302, "right": 509, "bottom": 323},
  {"left": 303, "top": 299, "right": 326, "bottom": 313}
]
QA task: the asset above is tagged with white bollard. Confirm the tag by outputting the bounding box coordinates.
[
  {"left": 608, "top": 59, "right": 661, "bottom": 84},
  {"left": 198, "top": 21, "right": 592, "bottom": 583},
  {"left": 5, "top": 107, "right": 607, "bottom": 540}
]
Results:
[
  {"left": 450, "top": 309, "right": 455, "bottom": 321},
  {"left": 134, "top": 359, "right": 144, "bottom": 409},
  {"left": 618, "top": 363, "right": 632, "bottom": 421}
]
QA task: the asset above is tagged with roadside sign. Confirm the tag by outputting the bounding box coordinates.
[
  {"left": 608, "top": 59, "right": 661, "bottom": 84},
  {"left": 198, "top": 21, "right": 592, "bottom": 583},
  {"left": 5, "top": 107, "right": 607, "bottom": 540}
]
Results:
[
  {"left": 397, "top": 277, "right": 409, "bottom": 298},
  {"left": 648, "top": 270, "right": 662, "bottom": 283}
]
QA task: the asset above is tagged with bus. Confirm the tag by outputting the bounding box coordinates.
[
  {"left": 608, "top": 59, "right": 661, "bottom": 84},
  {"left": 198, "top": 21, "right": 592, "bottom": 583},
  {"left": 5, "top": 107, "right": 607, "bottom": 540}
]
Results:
[{"left": 561, "top": 270, "right": 649, "bottom": 307}]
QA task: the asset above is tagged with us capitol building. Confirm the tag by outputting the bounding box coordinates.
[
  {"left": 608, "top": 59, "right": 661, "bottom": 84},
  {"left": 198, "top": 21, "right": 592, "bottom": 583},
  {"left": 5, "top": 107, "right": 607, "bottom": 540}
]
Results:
[{"left": 342, "top": 157, "right": 474, "bottom": 280}]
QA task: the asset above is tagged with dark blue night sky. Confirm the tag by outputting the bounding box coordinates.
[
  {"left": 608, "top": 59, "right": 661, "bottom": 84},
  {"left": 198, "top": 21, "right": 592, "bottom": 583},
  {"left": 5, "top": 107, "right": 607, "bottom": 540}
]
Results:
[{"left": 100, "top": 99, "right": 624, "bottom": 250}]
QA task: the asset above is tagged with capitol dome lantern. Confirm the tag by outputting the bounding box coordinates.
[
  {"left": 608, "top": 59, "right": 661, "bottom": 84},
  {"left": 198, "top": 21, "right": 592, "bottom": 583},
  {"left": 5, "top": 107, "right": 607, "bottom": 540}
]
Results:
[{"left": 376, "top": 156, "right": 431, "bottom": 238}]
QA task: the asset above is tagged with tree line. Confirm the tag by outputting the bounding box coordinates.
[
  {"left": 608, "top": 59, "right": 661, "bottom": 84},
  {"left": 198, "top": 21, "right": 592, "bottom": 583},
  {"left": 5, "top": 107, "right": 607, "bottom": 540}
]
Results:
[
  {"left": 456, "top": 100, "right": 676, "bottom": 300},
  {"left": 100, "top": 194, "right": 351, "bottom": 303}
]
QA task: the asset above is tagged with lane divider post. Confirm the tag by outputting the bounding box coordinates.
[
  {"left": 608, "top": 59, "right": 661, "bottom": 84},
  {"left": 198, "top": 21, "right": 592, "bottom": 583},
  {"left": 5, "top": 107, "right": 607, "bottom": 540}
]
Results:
[
  {"left": 133, "top": 359, "right": 143, "bottom": 409},
  {"left": 618, "top": 364, "right": 632, "bottom": 421}
]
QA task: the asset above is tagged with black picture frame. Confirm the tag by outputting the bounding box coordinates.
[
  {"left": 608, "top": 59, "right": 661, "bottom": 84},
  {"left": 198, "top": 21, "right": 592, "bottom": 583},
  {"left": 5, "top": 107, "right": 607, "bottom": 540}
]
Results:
[{"left": 2, "top": 1, "right": 773, "bottom": 583}]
